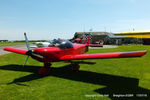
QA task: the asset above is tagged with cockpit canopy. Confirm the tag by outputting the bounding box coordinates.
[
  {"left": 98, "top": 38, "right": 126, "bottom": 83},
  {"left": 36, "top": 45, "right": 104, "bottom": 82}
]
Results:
[{"left": 49, "top": 39, "right": 74, "bottom": 49}]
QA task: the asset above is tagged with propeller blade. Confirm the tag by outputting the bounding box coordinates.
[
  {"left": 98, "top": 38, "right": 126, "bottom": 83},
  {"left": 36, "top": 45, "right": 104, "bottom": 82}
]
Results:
[
  {"left": 23, "top": 56, "right": 29, "bottom": 66},
  {"left": 23, "top": 33, "right": 43, "bottom": 66},
  {"left": 24, "top": 32, "right": 31, "bottom": 50},
  {"left": 32, "top": 53, "right": 44, "bottom": 58}
]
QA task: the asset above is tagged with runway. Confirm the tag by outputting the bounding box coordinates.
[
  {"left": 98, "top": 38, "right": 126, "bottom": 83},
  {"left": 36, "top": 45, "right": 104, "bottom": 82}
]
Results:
[{"left": 89, "top": 45, "right": 118, "bottom": 49}]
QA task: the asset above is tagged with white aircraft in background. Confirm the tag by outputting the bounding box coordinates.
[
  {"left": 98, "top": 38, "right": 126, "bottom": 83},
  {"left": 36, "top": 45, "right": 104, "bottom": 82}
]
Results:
[
  {"left": 31, "top": 41, "right": 51, "bottom": 48},
  {"left": 31, "top": 38, "right": 64, "bottom": 48}
]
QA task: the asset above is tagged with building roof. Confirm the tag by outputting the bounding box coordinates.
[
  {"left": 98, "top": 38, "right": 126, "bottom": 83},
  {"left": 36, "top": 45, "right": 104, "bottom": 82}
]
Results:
[
  {"left": 115, "top": 30, "right": 150, "bottom": 35},
  {"left": 108, "top": 34, "right": 134, "bottom": 39},
  {"left": 75, "top": 32, "right": 110, "bottom": 35},
  {"left": 75, "top": 32, "right": 133, "bottom": 39}
]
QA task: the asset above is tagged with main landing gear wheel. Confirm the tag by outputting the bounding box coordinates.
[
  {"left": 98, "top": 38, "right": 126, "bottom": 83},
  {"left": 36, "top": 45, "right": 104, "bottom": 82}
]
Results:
[
  {"left": 38, "top": 62, "right": 51, "bottom": 75},
  {"left": 72, "top": 64, "right": 80, "bottom": 71}
]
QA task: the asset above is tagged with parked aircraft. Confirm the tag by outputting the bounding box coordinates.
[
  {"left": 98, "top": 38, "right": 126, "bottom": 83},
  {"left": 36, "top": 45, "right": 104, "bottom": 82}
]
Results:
[{"left": 31, "top": 42, "right": 51, "bottom": 48}]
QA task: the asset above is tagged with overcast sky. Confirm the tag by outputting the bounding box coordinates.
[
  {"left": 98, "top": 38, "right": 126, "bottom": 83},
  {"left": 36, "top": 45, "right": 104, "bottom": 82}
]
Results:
[{"left": 0, "top": 0, "right": 150, "bottom": 40}]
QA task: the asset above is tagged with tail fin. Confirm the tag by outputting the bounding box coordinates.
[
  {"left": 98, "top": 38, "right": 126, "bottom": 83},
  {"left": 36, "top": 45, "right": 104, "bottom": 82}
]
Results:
[
  {"left": 87, "top": 32, "right": 91, "bottom": 44},
  {"left": 84, "top": 33, "right": 91, "bottom": 51},
  {"left": 85, "top": 32, "right": 91, "bottom": 46}
]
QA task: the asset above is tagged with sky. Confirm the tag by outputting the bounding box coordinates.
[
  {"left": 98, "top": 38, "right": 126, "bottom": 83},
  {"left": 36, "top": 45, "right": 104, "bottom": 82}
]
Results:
[{"left": 0, "top": 0, "right": 150, "bottom": 40}]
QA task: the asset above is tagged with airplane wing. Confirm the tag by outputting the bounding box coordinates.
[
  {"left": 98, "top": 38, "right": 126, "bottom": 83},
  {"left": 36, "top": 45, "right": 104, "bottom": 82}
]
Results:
[
  {"left": 60, "top": 50, "right": 147, "bottom": 60},
  {"left": 4, "top": 47, "right": 28, "bottom": 55}
]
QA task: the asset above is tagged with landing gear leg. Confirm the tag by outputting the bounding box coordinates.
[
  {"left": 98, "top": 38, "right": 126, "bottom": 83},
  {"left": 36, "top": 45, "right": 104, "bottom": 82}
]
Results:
[
  {"left": 38, "top": 62, "right": 51, "bottom": 75},
  {"left": 72, "top": 63, "right": 80, "bottom": 71}
]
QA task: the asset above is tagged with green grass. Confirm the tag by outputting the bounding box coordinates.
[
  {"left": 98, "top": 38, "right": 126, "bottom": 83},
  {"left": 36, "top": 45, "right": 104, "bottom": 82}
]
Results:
[
  {"left": 0, "top": 45, "right": 150, "bottom": 100},
  {"left": 0, "top": 42, "right": 35, "bottom": 47},
  {"left": 0, "top": 42, "right": 26, "bottom": 46}
]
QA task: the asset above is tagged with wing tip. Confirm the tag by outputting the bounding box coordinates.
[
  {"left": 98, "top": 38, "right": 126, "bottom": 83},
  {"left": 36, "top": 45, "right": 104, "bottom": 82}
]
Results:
[
  {"left": 3, "top": 47, "right": 28, "bottom": 55},
  {"left": 120, "top": 50, "right": 147, "bottom": 57}
]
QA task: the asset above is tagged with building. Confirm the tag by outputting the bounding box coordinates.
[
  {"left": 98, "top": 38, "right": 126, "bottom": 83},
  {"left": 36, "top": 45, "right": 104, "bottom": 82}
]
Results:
[
  {"left": 114, "top": 30, "right": 150, "bottom": 45},
  {"left": 74, "top": 32, "right": 111, "bottom": 44},
  {"left": 73, "top": 32, "right": 139, "bottom": 45},
  {"left": 104, "top": 34, "right": 141, "bottom": 45}
]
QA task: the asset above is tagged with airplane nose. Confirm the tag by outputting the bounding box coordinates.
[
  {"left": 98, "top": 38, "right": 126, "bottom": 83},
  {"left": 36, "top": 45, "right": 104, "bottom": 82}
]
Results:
[
  {"left": 33, "top": 48, "right": 43, "bottom": 54},
  {"left": 32, "top": 48, "right": 49, "bottom": 56}
]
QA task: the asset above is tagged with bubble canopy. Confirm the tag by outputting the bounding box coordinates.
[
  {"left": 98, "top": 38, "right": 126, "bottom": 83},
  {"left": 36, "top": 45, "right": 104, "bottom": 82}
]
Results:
[{"left": 49, "top": 39, "right": 74, "bottom": 49}]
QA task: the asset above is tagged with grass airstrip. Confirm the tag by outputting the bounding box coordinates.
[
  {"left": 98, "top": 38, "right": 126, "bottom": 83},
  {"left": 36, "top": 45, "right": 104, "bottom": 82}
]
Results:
[
  {"left": 0, "top": 45, "right": 150, "bottom": 100},
  {"left": 0, "top": 41, "right": 35, "bottom": 47},
  {"left": 0, "top": 42, "right": 26, "bottom": 47}
]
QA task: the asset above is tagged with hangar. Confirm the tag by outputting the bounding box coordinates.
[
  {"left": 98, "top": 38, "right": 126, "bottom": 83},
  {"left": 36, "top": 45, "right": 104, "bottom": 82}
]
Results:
[
  {"left": 73, "top": 32, "right": 110, "bottom": 44},
  {"left": 114, "top": 30, "right": 150, "bottom": 45},
  {"left": 73, "top": 32, "right": 139, "bottom": 45}
]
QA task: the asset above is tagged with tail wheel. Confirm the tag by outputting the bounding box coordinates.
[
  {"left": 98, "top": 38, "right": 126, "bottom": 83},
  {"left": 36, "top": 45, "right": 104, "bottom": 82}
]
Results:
[{"left": 72, "top": 64, "right": 80, "bottom": 71}]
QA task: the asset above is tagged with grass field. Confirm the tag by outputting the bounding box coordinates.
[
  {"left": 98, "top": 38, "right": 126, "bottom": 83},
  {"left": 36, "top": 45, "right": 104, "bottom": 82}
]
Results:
[
  {"left": 0, "top": 45, "right": 150, "bottom": 100},
  {"left": 0, "top": 42, "right": 26, "bottom": 47},
  {"left": 0, "top": 42, "right": 35, "bottom": 47}
]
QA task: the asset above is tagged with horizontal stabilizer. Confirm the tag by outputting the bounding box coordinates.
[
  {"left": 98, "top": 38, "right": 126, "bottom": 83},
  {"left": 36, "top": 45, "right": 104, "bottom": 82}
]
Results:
[
  {"left": 60, "top": 50, "right": 147, "bottom": 60},
  {"left": 4, "top": 47, "right": 28, "bottom": 55}
]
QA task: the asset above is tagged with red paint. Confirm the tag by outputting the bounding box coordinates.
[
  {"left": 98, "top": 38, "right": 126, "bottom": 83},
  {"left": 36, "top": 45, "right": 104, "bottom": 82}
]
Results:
[
  {"left": 4, "top": 47, "right": 27, "bottom": 55},
  {"left": 60, "top": 50, "right": 147, "bottom": 60}
]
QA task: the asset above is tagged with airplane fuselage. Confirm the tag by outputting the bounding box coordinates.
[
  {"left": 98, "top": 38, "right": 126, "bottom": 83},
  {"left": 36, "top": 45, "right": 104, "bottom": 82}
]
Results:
[{"left": 31, "top": 43, "right": 88, "bottom": 62}]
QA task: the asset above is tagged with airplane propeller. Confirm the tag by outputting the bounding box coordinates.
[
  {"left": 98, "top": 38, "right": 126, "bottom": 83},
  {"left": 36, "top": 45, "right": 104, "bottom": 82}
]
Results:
[
  {"left": 23, "top": 32, "right": 31, "bottom": 66},
  {"left": 23, "top": 33, "right": 43, "bottom": 66},
  {"left": 24, "top": 32, "right": 31, "bottom": 51}
]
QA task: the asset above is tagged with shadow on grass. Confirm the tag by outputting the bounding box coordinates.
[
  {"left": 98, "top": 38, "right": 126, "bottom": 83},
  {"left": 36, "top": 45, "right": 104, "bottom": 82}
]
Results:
[{"left": 0, "top": 64, "right": 149, "bottom": 100}]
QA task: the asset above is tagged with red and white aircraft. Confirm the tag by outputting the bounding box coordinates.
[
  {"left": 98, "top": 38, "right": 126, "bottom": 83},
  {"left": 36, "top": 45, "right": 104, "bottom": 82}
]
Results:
[{"left": 4, "top": 33, "right": 147, "bottom": 75}]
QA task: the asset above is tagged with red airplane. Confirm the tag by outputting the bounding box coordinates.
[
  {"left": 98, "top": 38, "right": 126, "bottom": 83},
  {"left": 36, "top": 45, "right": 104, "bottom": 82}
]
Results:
[{"left": 4, "top": 33, "right": 147, "bottom": 75}]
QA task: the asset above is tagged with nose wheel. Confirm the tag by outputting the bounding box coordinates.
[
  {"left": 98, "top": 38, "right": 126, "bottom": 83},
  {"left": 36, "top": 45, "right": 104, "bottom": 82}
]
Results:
[
  {"left": 72, "top": 64, "right": 80, "bottom": 71},
  {"left": 38, "top": 62, "right": 51, "bottom": 75}
]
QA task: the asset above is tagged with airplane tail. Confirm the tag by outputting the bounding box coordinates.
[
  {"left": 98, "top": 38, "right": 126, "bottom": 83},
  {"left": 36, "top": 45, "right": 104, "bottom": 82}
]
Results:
[
  {"left": 84, "top": 32, "right": 92, "bottom": 52},
  {"left": 85, "top": 32, "right": 92, "bottom": 46},
  {"left": 87, "top": 32, "right": 91, "bottom": 44}
]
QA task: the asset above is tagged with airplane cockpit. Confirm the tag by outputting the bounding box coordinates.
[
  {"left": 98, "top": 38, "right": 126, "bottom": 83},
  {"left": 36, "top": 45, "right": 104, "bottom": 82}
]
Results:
[{"left": 49, "top": 39, "right": 74, "bottom": 49}]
